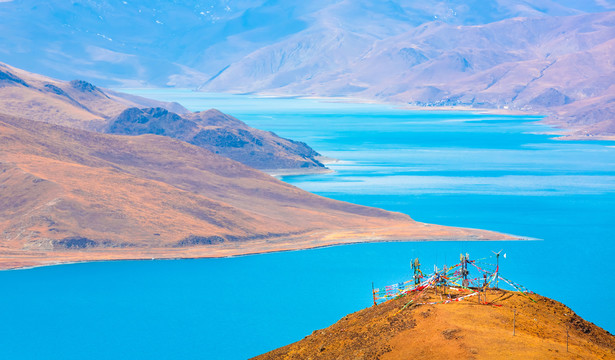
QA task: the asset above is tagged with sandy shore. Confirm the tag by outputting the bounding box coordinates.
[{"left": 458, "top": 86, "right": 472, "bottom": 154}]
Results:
[
  {"left": 0, "top": 223, "right": 532, "bottom": 271},
  {"left": 264, "top": 167, "right": 334, "bottom": 177},
  {"left": 249, "top": 91, "right": 541, "bottom": 116},
  {"left": 248, "top": 91, "right": 615, "bottom": 142}
]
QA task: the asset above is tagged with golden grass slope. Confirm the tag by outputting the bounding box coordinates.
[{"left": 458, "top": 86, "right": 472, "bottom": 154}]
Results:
[
  {"left": 254, "top": 289, "right": 615, "bottom": 360},
  {"left": 0, "top": 113, "right": 519, "bottom": 269}
]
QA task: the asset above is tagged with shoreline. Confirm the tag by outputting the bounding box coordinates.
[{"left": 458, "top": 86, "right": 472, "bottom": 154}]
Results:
[
  {"left": 191, "top": 89, "right": 615, "bottom": 142},
  {"left": 263, "top": 157, "right": 339, "bottom": 177},
  {"left": 121, "top": 88, "right": 615, "bottom": 142},
  {"left": 0, "top": 224, "right": 535, "bottom": 271},
  {"left": 224, "top": 90, "right": 541, "bottom": 116},
  {"left": 263, "top": 167, "right": 334, "bottom": 177},
  {"left": 4, "top": 237, "right": 538, "bottom": 272}
]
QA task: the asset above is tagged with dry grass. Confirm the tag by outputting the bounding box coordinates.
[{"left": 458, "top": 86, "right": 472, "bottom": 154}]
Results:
[{"left": 255, "top": 289, "right": 615, "bottom": 360}]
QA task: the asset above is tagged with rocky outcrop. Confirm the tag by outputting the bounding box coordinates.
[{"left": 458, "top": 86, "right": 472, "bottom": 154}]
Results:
[
  {"left": 106, "top": 107, "right": 326, "bottom": 171},
  {"left": 0, "top": 69, "right": 29, "bottom": 87}
]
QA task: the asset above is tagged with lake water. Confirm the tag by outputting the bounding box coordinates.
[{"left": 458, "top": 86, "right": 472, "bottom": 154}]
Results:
[{"left": 1, "top": 90, "right": 614, "bottom": 359}]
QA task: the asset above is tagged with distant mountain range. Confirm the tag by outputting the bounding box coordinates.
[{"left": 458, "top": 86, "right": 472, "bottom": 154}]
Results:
[
  {"left": 2, "top": 0, "right": 608, "bottom": 88},
  {"left": 1, "top": 0, "right": 613, "bottom": 138},
  {"left": 200, "top": 9, "right": 615, "bottom": 139},
  {"left": 0, "top": 61, "right": 325, "bottom": 171}
]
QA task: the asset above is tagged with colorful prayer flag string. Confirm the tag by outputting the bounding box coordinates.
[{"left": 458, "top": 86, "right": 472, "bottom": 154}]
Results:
[{"left": 372, "top": 253, "right": 533, "bottom": 306}]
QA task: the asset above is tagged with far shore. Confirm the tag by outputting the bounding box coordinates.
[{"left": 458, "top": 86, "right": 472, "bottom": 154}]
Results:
[
  {"left": 123, "top": 88, "right": 615, "bottom": 142},
  {"left": 215, "top": 90, "right": 615, "bottom": 142},
  {"left": 263, "top": 157, "right": 339, "bottom": 177},
  {"left": 264, "top": 166, "right": 334, "bottom": 177},
  {"left": 0, "top": 224, "right": 534, "bottom": 271},
  {"left": 241, "top": 90, "right": 541, "bottom": 116}
]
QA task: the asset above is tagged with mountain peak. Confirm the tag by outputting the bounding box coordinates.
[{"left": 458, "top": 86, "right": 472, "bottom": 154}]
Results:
[
  {"left": 107, "top": 107, "right": 195, "bottom": 136},
  {"left": 69, "top": 79, "right": 109, "bottom": 98}
]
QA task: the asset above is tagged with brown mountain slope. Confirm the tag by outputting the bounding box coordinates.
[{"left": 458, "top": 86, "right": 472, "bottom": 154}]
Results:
[
  {"left": 0, "top": 114, "right": 517, "bottom": 269},
  {"left": 254, "top": 289, "right": 615, "bottom": 360},
  {"left": 0, "top": 61, "right": 187, "bottom": 131},
  {"left": 201, "top": 11, "right": 615, "bottom": 139},
  {"left": 544, "top": 92, "right": 615, "bottom": 140},
  {"left": 0, "top": 61, "right": 327, "bottom": 170}
]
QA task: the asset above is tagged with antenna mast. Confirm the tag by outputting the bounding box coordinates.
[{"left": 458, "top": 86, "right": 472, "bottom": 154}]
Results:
[
  {"left": 460, "top": 253, "right": 470, "bottom": 288},
  {"left": 411, "top": 258, "right": 421, "bottom": 286},
  {"left": 492, "top": 250, "right": 502, "bottom": 289}
]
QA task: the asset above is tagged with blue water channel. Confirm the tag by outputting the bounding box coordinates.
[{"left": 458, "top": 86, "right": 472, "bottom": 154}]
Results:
[{"left": 1, "top": 91, "right": 613, "bottom": 359}]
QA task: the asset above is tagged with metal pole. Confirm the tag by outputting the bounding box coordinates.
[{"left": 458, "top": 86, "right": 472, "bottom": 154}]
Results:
[
  {"left": 513, "top": 309, "right": 516, "bottom": 336},
  {"left": 372, "top": 282, "right": 377, "bottom": 306},
  {"left": 495, "top": 252, "right": 500, "bottom": 289},
  {"left": 461, "top": 253, "right": 469, "bottom": 288},
  {"left": 412, "top": 258, "right": 421, "bottom": 286}
]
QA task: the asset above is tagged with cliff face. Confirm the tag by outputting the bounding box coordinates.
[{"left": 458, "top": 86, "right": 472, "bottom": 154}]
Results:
[
  {"left": 254, "top": 289, "right": 615, "bottom": 360},
  {"left": 106, "top": 107, "right": 325, "bottom": 171}
]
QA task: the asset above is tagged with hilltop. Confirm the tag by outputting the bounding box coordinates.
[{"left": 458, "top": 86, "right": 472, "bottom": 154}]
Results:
[{"left": 254, "top": 288, "right": 615, "bottom": 359}]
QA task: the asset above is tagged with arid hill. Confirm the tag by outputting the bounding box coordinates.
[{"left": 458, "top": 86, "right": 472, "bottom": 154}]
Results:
[
  {"left": 0, "top": 61, "right": 326, "bottom": 171},
  {"left": 254, "top": 289, "right": 615, "bottom": 360},
  {"left": 107, "top": 107, "right": 325, "bottom": 170},
  {"left": 0, "top": 113, "right": 516, "bottom": 269},
  {"left": 0, "top": 61, "right": 187, "bottom": 131},
  {"left": 201, "top": 11, "right": 615, "bottom": 139}
]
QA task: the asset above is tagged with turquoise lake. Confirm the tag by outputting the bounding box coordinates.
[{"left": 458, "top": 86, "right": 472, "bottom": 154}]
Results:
[{"left": 1, "top": 90, "right": 614, "bottom": 359}]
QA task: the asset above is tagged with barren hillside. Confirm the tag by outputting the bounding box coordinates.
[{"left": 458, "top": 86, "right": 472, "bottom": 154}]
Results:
[
  {"left": 255, "top": 288, "right": 615, "bottom": 359},
  {"left": 0, "top": 113, "right": 516, "bottom": 269}
]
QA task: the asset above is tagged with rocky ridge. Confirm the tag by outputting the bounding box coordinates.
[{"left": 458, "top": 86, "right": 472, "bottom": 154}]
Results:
[
  {"left": 0, "top": 61, "right": 326, "bottom": 170},
  {"left": 107, "top": 107, "right": 325, "bottom": 170}
]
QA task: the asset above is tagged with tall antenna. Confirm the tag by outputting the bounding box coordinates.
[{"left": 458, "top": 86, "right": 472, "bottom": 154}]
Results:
[
  {"left": 372, "top": 282, "right": 377, "bottom": 306},
  {"left": 460, "top": 253, "right": 470, "bottom": 288},
  {"left": 492, "top": 250, "right": 503, "bottom": 289},
  {"left": 411, "top": 257, "right": 421, "bottom": 286}
]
